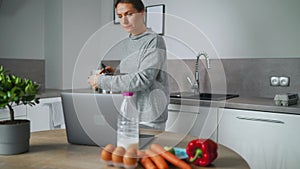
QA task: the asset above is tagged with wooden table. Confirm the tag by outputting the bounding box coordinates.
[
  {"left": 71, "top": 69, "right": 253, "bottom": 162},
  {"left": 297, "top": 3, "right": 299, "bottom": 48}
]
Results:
[{"left": 0, "top": 129, "right": 249, "bottom": 169}]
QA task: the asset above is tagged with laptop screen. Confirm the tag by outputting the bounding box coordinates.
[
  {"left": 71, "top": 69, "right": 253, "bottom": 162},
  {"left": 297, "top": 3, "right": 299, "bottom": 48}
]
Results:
[{"left": 61, "top": 91, "right": 155, "bottom": 148}]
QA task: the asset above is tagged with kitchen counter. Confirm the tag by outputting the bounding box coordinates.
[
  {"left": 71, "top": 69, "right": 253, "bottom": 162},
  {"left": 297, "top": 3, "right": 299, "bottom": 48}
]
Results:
[
  {"left": 39, "top": 88, "right": 300, "bottom": 115},
  {"left": 37, "top": 88, "right": 62, "bottom": 98},
  {"left": 170, "top": 96, "right": 300, "bottom": 115},
  {"left": 225, "top": 96, "right": 300, "bottom": 114},
  {"left": 0, "top": 129, "right": 249, "bottom": 169}
]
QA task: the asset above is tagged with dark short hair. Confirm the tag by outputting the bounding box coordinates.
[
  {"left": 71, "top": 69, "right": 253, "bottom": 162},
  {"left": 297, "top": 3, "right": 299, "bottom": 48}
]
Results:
[{"left": 114, "top": 0, "right": 145, "bottom": 12}]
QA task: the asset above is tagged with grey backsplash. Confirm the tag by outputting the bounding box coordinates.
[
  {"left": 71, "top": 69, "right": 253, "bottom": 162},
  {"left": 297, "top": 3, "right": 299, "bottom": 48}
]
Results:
[
  {"left": 104, "top": 58, "right": 300, "bottom": 98},
  {"left": 0, "top": 58, "right": 45, "bottom": 91},
  {"left": 1, "top": 58, "right": 298, "bottom": 98},
  {"left": 220, "top": 58, "right": 300, "bottom": 98}
]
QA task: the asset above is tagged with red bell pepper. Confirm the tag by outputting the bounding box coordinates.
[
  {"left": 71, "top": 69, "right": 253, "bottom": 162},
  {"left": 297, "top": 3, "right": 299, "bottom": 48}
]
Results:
[{"left": 186, "top": 138, "right": 218, "bottom": 166}]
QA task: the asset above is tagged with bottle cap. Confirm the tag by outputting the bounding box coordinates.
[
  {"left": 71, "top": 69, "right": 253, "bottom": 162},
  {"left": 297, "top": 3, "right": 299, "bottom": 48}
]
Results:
[{"left": 122, "top": 92, "right": 134, "bottom": 96}]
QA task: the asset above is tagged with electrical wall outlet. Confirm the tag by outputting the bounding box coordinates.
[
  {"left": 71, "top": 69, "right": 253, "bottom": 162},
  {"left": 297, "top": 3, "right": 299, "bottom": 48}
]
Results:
[
  {"left": 270, "top": 76, "right": 290, "bottom": 87},
  {"left": 270, "top": 76, "right": 280, "bottom": 86},
  {"left": 279, "top": 76, "right": 290, "bottom": 86}
]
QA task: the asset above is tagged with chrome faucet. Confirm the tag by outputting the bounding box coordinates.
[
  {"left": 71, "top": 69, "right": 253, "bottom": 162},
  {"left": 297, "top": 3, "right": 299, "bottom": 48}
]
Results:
[{"left": 191, "top": 52, "right": 211, "bottom": 94}]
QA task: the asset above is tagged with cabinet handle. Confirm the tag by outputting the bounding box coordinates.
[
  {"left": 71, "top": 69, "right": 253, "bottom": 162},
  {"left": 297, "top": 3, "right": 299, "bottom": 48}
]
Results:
[
  {"left": 236, "top": 116, "right": 284, "bottom": 124},
  {"left": 168, "top": 109, "right": 199, "bottom": 114}
]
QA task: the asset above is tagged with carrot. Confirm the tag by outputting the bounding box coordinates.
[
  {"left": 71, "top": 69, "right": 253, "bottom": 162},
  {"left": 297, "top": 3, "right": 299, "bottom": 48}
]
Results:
[
  {"left": 141, "top": 156, "right": 158, "bottom": 169},
  {"left": 145, "top": 149, "right": 169, "bottom": 169},
  {"left": 138, "top": 150, "right": 157, "bottom": 169},
  {"left": 150, "top": 144, "right": 192, "bottom": 169}
]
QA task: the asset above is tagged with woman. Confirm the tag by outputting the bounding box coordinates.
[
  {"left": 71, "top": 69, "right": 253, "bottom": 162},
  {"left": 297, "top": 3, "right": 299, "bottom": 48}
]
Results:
[{"left": 88, "top": 0, "right": 169, "bottom": 130}]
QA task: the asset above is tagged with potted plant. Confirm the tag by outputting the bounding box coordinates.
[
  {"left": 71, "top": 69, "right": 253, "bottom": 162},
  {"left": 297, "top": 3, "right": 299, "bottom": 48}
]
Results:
[{"left": 0, "top": 66, "right": 40, "bottom": 155}]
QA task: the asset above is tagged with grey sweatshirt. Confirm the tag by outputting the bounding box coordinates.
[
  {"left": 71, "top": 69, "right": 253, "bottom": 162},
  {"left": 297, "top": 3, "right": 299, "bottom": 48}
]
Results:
[{"left": 98, "top": 29, "right": 169, "bottom": 123}]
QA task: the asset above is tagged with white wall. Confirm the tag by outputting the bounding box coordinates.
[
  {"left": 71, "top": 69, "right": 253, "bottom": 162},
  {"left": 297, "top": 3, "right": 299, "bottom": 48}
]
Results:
[
  {"left": 143, "top": 0, "right": 300, "bottom": 59},
  {"left": 0, "top": 0, "right": 104, "bottom": 89},
  {"left": 93, "top": 0, "right": 300, "bottom": 61},
  {"left": 61, "top": 0, "right": 102, "bottom": 89},
  {"left": 0, "top": 0, "right": 45, "bottom": 59},
  {"left": 1, "top": 0, "right": 300, "bottom": 89},
  {"left": 44, "top": 0, "right": 63, "bottom": 89}
]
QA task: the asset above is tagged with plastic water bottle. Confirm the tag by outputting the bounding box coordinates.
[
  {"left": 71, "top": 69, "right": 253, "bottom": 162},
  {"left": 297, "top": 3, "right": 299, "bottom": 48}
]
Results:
[{"left": 117, "top": 92, "right": 139, "bottom": 149}]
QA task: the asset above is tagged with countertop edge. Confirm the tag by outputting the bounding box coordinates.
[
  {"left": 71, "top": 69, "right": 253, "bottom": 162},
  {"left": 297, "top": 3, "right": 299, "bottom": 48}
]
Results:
[
  {"left": 39, "top": 89, "right": 300, "bottom": 115},
  {"left": 170, "top": 97, "right": 300, "bottom": 115}
]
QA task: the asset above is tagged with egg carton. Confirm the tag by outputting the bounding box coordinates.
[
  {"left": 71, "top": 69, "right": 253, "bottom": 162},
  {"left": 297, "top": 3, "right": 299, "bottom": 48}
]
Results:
[
  {"left": 274, "top": 93, "right": 299, "bottom": 106},
  {"left": 101, "top": 159, "right": 138, "bottom": 169}
]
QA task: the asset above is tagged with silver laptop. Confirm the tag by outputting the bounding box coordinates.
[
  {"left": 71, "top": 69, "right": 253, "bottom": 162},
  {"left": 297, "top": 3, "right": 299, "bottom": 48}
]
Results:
[{"left": 61, "top": 91, "right": 154, "bottom": 148}]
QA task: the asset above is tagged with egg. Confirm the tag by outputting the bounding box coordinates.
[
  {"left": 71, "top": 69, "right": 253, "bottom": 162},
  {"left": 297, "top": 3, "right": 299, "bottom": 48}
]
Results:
[
  {"left": 123, "top": 147, "right": 138, "bottom": 169},
  {"left": 100, "top": 144, "right": 115, "bottom": 161},
  {"left": 112, "top": 146, "right": 126, "bottom": 167}
]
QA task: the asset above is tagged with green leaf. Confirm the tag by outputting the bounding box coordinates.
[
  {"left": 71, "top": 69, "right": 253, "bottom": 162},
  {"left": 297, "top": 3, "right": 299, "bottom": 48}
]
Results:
[
  {"left": 0, "top": 90, "right": 6, "bottom": 97},
  {"left": 25, "top": 85, "right": 30, "bottom": 94},
  {"left": 7, "top": 91, "right": 11, "bottom": 98},
  {"left": 15, "top": 77, "right": 21, "bottom": 84},
  {"left": 0, "top": 102, "right": 7, "bottom": 108},
  {"left": 35, "top": 98, "right": 40, "bottom": 104}
]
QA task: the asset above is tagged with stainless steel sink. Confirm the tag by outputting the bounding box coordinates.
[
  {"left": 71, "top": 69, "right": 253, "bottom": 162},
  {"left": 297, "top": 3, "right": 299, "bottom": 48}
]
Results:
[{"left": 170, "top": 92, "right": 239, "bottom": 101}]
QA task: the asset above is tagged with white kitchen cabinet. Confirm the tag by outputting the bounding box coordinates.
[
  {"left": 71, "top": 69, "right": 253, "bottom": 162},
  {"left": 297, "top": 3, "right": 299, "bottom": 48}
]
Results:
[
  {"left": 166, "top": 104, "right": 218, "bottom": 141},
  {"left": 0, "top": 97, "right": 64, "bottom": 132},
  {"left": 0, "top": 104, "right": 27, "bottom": 120},
  {"left": 27, "top": 97, "right": 64, "bottom": 132},
  {"left": 218, "top": 108, "right": 300, "bottom": 169},
  {"left": 26, "top": 102, "right": 50, "bottom": 132}
]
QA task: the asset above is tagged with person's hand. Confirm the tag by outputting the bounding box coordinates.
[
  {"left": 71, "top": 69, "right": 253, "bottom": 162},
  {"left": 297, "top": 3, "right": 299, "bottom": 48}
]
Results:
[
  {"left": 87, "top": 74, "right": 101, "bottom": 90},
  {"left": 99, "top": 66, "right": 116, "bottom": 74}
]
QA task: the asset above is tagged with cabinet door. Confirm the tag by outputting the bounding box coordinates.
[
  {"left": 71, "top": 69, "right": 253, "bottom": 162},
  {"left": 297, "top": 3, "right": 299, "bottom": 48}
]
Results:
[
  {"left": 27, "top": 97, "right": 63, "bottom": 132},
  {"left": 27, "top": 103, "right": 50, "bottom": 132},
  {"left": 218, "top": 108, "right": 300, "bottom": 169},
  {"left": 166, "top": 104, "right": 217, "bottom": 141}
]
